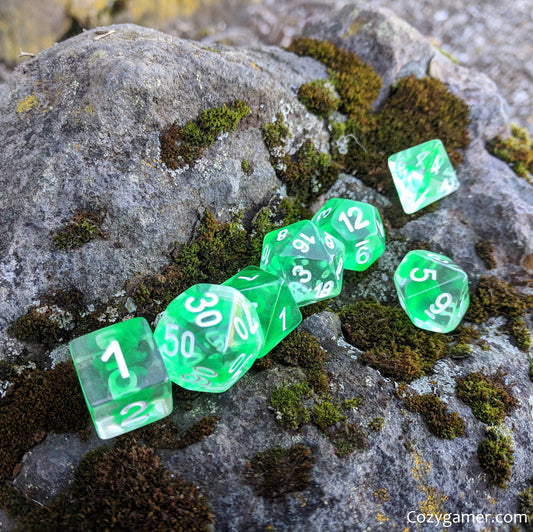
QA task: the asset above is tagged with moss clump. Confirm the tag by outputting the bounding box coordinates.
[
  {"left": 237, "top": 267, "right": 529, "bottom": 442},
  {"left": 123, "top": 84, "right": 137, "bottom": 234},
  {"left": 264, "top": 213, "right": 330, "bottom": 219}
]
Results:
[
  {"left": 508, "top": 317, "right": 532, "bottom": 351},
  {"left": 466, "top": 275, "right": 531, "bottom": 350},
  {"left": 332, "top": 76, "right": 470, "bottom": 228},
  {"left": 138, "top": 416, "right": 218, "bottom": 449},
  {"left": 160, "top": 100, "right": 250, "bottom": 169},
  {"left": 269, "top": 382, "right": 311, "bottom": 429},
  {"left": 404, "top": 393, "right": 465, "bottom": 439},
  {"left": 288, "top": 37, "right": 382, "bottom": 124},
  {"left": 477, "top": 426, "right": 514, "bottom": 488},
  {"left": 466, "top": 275, "right": 528, "bottom": 323},
  {"left": 297, "top": 79, "right": 340, "bottom": 118},
  {"left": 340, "top": 299, "right": 449, "bottom": 382},
  {"left": 330, "top": 422, "right": 368, "bottom": 457},
  {"left": 312, "top": 399, "right": 346, "bottom": 431},
  {"left": 245, "top": 444, "right": 315, "bottom": 499},
  {"left": 0, "top": 482, "right": 35, "bottom": 518},
  {"left": 368, "top": 417, "right": 385, "bottom": 432},
  {"left": 258, "top": 330, "right": 330, "bottom": 395},
  {"left": 518, "top": 478, "right": 533, "bottom": 530},
  {"left": 241, "top": 158, "right": 253, "bottom": 174},
  {"left": 487, "top": 124, "right": 533, "bottom": 183},
  {"left": 16, "top": 441, "right": 213, "bottom": 531},
  {"left": 133, "top": 201, "right": 307, "bottom": 321},
  {"left": 475, "top": 240, "right": 497, "bottom": 269},
  {"left": 0, "top": 361, "right": 89, "bottom": 485},
  {"left": 456, "top": 369, "right": 518, "bottom": 425},
  {"left": 52, "top": 211, "right": 105, "bottom": 250},
  {"left": 9, "top": 288, "right": 123, "bottom": 352},
  {"left": 262, "top": 114, "right": 340, "bottom": 204},
  {"left": 448, "top": 343, "right": 471, "bottom": 359},
  {"left": 529, "top": 359, "right": 533, "bottom": 382}
]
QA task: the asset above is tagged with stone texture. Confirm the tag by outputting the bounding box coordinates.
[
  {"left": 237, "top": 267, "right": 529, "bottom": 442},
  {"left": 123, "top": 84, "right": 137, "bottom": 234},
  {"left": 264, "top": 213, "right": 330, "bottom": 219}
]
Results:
[
  {"left": 1, "top": 3, "right": 532, "bottom": 532},
  {"left": 0, "top": 23, "right": 328, "bottom": 358}
]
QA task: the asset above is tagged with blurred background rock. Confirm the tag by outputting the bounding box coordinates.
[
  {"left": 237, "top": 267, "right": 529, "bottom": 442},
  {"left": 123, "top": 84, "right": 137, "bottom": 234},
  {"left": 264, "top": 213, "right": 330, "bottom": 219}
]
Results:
[{"left": 0, "top": 0, "right": 531, "bottom": 132}]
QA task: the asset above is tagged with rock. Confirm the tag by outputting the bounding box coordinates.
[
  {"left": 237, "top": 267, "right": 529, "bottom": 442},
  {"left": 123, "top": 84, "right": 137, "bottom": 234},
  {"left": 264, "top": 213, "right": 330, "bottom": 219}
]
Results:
[
  {"left": 12, "top": 432, "right": 101, "bottom": 504},
  {"left": 0, "top": 23, "right": 329, "bottom": 358},
  {"left": 1, "top": 3, "right": 532, "bottom": 532}
]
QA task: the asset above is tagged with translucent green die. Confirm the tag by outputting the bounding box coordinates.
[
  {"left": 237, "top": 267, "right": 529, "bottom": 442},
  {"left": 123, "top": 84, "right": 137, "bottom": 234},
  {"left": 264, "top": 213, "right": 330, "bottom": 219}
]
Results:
[
  {"left": 394, "top": 250, "right": 469, "bottom": 333},
  {"left": 154, "top": 283, "right": 264, "bottom": 392},
  {"left": 312, "top": 198, "right": 385, "bottom": 271},
  {"left": 69, "top": 317, "right": 172, "bottom": 440},
  {"left": 260, "top": 220, "right": 345, "bottom": 306},
  {"left": 388, "top": 139, "right": 460, "bottom": 214},
  {"left": 223, "top": 266, "right": 302, "bottom": 357}
]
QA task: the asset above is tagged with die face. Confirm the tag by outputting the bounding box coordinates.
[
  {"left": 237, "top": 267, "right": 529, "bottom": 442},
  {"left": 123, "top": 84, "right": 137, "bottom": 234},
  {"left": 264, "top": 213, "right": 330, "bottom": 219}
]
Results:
[
  {"left": 394, "top": 250, "right": 469, "bottom": 333},
  {"left": 69, "top": 317, "right": 172, "bottom": 439},
  {"left": 154, "top": 283, "right": 264, "bottom": 392},
  {"left": 223, "top": 265, "right": 302, "bottom": 357},
  {"left": 260, "top": 220, "right": 345, "bottom": 306},
  {"left": 312, "top": 198, "right": 386, "bottom": 271},
  {"left": 388, "top": 139, "right": 459, "bottom": 214}
]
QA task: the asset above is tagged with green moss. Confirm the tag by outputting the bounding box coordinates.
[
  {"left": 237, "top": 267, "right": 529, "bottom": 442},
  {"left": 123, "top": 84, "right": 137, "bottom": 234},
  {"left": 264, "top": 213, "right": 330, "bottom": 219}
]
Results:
[
  {"left": 52, "top": 211, "right": 105, "bottom": 250},
  {"left": 508, "top": 317, "right": 532, "bottom": 351},
  {"left": 244, "top": 444, "right": 315, "bottom": 499},
  {"left": 268, "top": 382, "right": 311, "bottom": 429},
  {"left": 368, "top": 417, "right": 385, "bottom": 432},
  {"left": 340, "top": 299, "right": 449, "bottom": 382},
  {"left": 456, "top": 369, "right": 518, "bottom": 425},
  {"left": 477, "top": 426, "right": 514, "bottom": 488},
  {"left": 466, "top": 275, "right": 531, "bottom": 349},
  {"left": 487, "top": 124, "right": 533, "bottom": 183},
  {"left": 241, "top": 158, "right": 253, "bottom": 175},
  {"left": 297, "top": 79, "right": 340, "bottom": 118},
  {"left": 260, "top": 330, "right": 330, "bottom": 395},
  {"left": 312, "top": 399, "right": 346, "bottom": 431},
  {"left": 448, "top": 343, "right": 471, "bottom": 359},
  {"left": 134, "top": 201, "right": 305, "bottom": 321},
  {"left": 0, "top": 361, "right": 89, "bottom": 484},
  {"left": 16, "top": 441, "right": 213, "bottom": 531},
  {"left": 9, "top": 288, "right": 123, "bottom": 352},
  {"left": 344, "top": 397, "right": 363, "bottom": 409},
  {"left": 137, "top": 415, "right": 218, "bottom": 449},
  {"left": 160, "top": 100, "right": 250, "bottom": 169},
  {"left": 330, "top": 422, "right": 368, "bottom": 457},
  {"left": 262, "top": 114, "right": 341, "bottom": 203},
  {"left": 404, "top": 393, "right": 465, "bottom": 439},
  {"left": 332, "top": 75, "right": 470, "bottom": 228},
  {"left": 529, "top": 359, "right": 533, "bottom": 382},
  {"left": 466, "top": 275, "right": 527, "bottom": 323},
  {"left": 0, "top": 482, "right": 35, "bottom": 518},
  {"left": 475, "top": 240, "right": 497, "bottom": 269},
  {"left": 288, "top": 37, "right": 382, "bottom": 124},
  {"left": 261, "top": 112, "right": 290, "bottom": 151},
  {"left": 518, "top": 478, "right": 533, "bottom": 530}
]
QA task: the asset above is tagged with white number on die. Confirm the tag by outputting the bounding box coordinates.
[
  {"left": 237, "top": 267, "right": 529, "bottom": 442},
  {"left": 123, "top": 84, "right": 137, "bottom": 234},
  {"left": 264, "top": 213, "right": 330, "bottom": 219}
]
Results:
[
  {"left": 314, "top": 281, "right": 334, "bottom": 299},
  {"left": 181, "top": 366, "right": 218, "bottom": 387},
  {"left": 101, "top": 340, "right": 130, "bottom": 379},
  {"left": 355, "top": 240, "right": 370, "bottom": 264},
  {"left": 409, "top": 268, "right": 437, "bottom": 282},
  {"left": 292, "top": 265, "right": 312, "bottom": 283},
  {"left": 292, "top": 232, "right": 316, "bottom": 253},
  {"left": 185, "top": 292, "right": 222, "bottom": 328},
  {"left": 120, "top": 400, "right": 149, "bottom": 427},
  {"left": 425, "top": 292, "right": 452, "bottom": 319},
  {"left": 162, "top": 325, "right": 195, "bottom": 358},
  {"left": 338, "top": 207, "right": 370, "bottom": 233}
]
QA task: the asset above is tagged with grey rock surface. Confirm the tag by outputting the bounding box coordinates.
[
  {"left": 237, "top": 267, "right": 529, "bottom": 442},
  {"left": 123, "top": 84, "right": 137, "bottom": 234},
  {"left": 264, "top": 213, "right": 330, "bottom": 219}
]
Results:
[
  {"left": 0, "top": 22, "right": 329, "bottom": 358},
  {"left": 1, "top": 2, "right": 532, "bottom": 532}
]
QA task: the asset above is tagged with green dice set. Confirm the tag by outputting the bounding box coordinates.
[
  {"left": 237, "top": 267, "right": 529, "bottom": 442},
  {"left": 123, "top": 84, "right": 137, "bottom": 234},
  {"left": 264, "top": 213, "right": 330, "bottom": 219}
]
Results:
[{"left": 70, "top": 138, "right": 469, "bottom": 439}]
